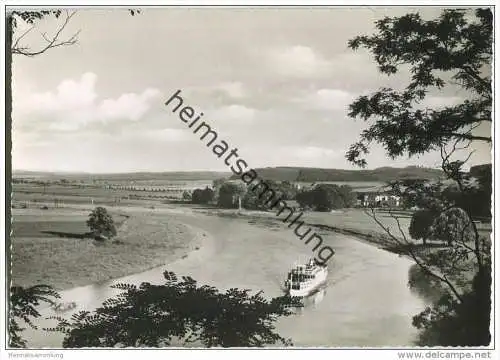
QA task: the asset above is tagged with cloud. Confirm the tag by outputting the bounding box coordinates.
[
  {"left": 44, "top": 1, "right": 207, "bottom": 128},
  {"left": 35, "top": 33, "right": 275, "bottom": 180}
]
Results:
[
  {"left": 180, "top": 82, "right": 248, "bottom": 109},
  {"left": 14, "top": 72, "right": 98, "bottom": 115},
  {"left": 418, "top": 95, "right": 464, "bottom": 109},
  {"left": 240, "top": 145, "right": 343, "bottom": 168},
  {"left": 14, "top": 72, "right": 161, "bottom": 131},
  {"left": 292, "top": 146, "right": 340, "bottom": 160},
  {"left": 211, "top": 104, "right": 256, "bottom": 122},
  {"left": 293, "top": 88, "right": 355, "bottom": 111},
  {"left": 99, "top": 88, "right": 161, "bottom": 121},
  {"left": 216, "top": 82, "right": 246, "bottom": 99},
  {"left": 141, "top": 128, "right": 191, "bottom": 142},
  {"left": 266, "top": 45, "right": 332, "bottom": 78}
]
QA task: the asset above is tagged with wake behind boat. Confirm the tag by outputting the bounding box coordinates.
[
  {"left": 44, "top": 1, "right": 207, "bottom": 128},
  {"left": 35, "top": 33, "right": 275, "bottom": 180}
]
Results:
[{"left": 284, "top": 258, "right": 328, "bottom": 297}]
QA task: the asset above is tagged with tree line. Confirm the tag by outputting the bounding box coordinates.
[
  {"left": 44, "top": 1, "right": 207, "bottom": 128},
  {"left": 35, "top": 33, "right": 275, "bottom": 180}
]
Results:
[{"left": 188, "top": 179, "right": 357, "bottom": 212}]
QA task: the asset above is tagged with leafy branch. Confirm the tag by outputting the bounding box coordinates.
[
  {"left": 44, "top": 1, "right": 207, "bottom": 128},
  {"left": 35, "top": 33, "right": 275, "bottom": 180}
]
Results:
[{"left": 46, "top": 271, "right": 302, "bottom": 348}]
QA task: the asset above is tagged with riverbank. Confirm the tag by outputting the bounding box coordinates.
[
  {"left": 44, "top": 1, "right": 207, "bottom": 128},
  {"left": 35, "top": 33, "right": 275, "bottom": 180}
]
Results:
[
  {"left": 196, "top": 207, "right": 408, "bottom": 254},
  {"left": 11, "top": 206, "right": 203, "bottom": 290}
]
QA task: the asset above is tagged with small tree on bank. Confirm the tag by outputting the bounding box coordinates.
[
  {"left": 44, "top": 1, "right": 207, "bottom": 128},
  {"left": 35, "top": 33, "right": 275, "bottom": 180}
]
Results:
[
  {"left": 87, "top": 207, "right": 117, "bottom": 240},
  {"left": 409, "top": 209, "right": 436, "bottom": 246}
]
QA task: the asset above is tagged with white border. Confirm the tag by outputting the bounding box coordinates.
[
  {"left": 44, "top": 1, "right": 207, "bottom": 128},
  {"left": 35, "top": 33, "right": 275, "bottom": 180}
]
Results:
[
  {"left": 1, "top": 1, "right": 498, "bottom": 359},
  {"left": 1, "top": 0, "right": 499, "bottom": 7}
]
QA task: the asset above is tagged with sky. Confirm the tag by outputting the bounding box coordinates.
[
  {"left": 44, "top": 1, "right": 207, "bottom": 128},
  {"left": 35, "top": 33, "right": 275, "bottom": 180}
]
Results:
[{"left": 11, "top": 7, "right": 492, "bottom": 173}]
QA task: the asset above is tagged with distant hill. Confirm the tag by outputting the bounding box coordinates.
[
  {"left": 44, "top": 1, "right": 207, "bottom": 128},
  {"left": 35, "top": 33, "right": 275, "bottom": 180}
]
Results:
[
  {"left": 12, "top": 170, "right": 232, "bottom": 181},
  {"left": 229, "top": 166, "right": 444, "bottom": 182},
  {"left": 13, "top": 166, "right": 445, "bottom": 183}
]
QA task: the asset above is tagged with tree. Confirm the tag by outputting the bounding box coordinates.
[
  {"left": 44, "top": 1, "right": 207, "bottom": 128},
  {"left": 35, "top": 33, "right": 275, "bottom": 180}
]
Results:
[
  {"left": 430, "top": 207, "right": 475, "bottom": 246},
  {"left": 278, "top": 180, "right": 298, "bottom": 200},
  {"left": 347, "top": 8, "right": 492, "bottom": 346},
  {"left": 296, "top": 184, "right": 356, "bottom": 211},
  {"left": 182, "top": 190, "right": 192, "bottom": 202},
  {"left": 48, "top": 271, "right": 302, "bottom": 347},
  {"left": 409, "top": 209, "right": 436, "bottom": 245},
  {"left": 346, "top": 9, "right": 492, "bottom": 168},
  {"left": 337, "top": 184, "right": 357, "bottom": 208},
  {"left": 217, "top": 182, "right": 245, "bottom": 209},
  {"left": 9, "top": 285, "right": 60, "bottom": 348},
  {"left": 191, "top": 187, "right": 214, "bottom": 205},
  {"left": 212, "top": 178, "right": 227, "bottom": 202},
  {"left": 10, "top": 9, "right": 140, "bottom": 57},
  {"left": 467, "top": 163, "right": 492, "bottom": 219},
  {"left": 412, "top": 261, "right": 491, "bottom": 346},
  {"left": 87, "top": 206, "right": 117, "bottom": 240}
]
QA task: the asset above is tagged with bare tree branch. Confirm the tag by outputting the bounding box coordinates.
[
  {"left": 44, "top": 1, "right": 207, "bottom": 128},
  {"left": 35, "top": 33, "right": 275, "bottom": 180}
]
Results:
[
  {"left": 12, "top": 25, "right": 35, "bottom": 49},
  {"left": 11, "top": 10, "right": 80, "bottom": 57},
  {"left": 439, "top": 143, "right": 486, "bottom": 273},
  {"left": 364, "top": 208, "right": 464, "bottom": 302}
]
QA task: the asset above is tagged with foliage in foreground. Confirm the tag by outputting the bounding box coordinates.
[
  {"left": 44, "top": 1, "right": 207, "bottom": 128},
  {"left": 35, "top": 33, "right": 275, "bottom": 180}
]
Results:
[
  {"left": 9, "top": 285, "right": 60, "bottom": 348},
  {"left": 412, "top": 263, "right": 491, "bottom": 346},
  {"left": 346, "top": 8, "right": 492, "bottom": 168},
  {"left": 48, "top": 271, "right": 302, "bottom": 347}
]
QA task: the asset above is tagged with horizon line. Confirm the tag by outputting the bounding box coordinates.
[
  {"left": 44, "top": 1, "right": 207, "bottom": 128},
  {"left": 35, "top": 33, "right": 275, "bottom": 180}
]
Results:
[{"left": 10, "top": 164, "right": 454, "bottom": 175}]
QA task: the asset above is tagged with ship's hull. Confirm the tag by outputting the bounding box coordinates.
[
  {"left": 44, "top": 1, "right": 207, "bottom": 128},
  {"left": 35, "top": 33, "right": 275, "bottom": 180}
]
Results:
[{"left": 287, "top": 269, "right": 328, "bottom": 297}]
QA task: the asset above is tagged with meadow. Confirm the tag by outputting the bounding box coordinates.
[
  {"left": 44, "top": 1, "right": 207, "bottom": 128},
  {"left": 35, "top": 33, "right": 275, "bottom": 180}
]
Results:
[{"left": 10, "top": 205, "right": 199, "bottom": 290}]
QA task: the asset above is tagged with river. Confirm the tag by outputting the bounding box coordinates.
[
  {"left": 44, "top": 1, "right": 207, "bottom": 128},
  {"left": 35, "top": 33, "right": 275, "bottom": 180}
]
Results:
[{"left": 22, "top": 207, "right": 426, "bottom": 348}]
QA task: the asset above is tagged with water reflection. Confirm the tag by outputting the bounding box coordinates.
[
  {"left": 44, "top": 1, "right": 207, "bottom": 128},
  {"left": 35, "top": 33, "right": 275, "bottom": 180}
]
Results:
[{"left": 300, "top": 287, "right": 327, "bottom": 310}]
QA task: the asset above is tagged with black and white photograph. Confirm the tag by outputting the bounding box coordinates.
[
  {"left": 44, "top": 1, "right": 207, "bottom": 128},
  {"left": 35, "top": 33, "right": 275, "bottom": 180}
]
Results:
[{"left": 2, "top": 1, "right": 497, "bottom": 358}]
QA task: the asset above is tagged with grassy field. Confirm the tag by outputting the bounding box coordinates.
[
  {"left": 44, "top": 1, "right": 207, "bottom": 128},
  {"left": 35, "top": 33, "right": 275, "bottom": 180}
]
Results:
[
  {"left": 205, "top": 207, "right": 413, "bottom": 240},
  {"left": 10, "top": 207, "right": 199, "bottom": 290},
  {"left": 302, "top": 209, "right": 412, "bottom": 239}
]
